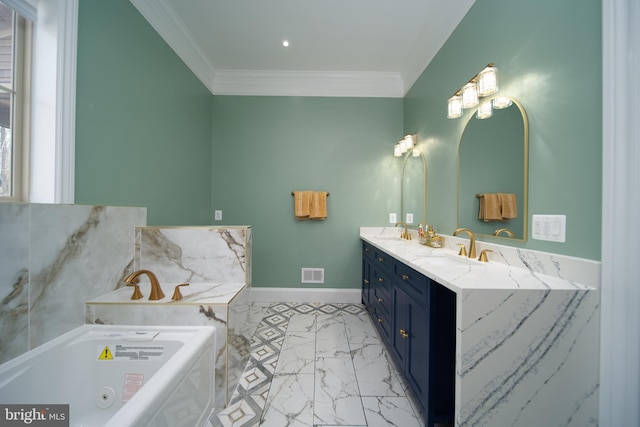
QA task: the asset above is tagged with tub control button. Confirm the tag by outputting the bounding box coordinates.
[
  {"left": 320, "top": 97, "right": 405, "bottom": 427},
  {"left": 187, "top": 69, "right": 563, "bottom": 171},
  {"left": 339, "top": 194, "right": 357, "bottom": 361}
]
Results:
[{"left": 96, "top": 386, "right": 116, "bottom": 408}]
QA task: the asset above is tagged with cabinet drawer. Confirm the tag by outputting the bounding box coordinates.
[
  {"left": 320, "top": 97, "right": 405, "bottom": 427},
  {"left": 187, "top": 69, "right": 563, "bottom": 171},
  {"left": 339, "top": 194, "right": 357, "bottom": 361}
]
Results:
[
  {"left": 362, "top": 241, "right": 375, "bottom": 259},
  {"left": 393, "top": 262, "right": 430, "bottom": 306},
  {"left": 373, "top": 275, "right": 392, "bottom": 318},
  {"left": 373, "top": 248, "right": 393, "bottom": 272}
]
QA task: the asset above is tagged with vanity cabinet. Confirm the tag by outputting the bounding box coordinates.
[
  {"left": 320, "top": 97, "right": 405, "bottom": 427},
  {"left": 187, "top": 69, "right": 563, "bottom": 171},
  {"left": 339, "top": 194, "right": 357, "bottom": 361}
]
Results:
[{"left": 361, "top": 240, "right": 455, "bottom": 426}]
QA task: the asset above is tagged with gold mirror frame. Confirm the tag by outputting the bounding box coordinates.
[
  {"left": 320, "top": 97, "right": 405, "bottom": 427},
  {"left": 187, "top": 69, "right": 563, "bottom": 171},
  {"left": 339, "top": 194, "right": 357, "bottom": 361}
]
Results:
[
  {"left": 456, "top": 96, "right": 529, "bottom": 241},
  {"left": 401, "top": 149, "right": 427, "bottom": 228}
]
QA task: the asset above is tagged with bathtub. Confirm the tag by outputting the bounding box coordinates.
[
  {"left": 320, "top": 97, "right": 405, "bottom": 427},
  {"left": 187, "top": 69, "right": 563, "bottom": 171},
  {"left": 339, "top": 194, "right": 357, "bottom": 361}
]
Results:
[{"left": 0, "top": 325, "right": 216, "bottom": 427}]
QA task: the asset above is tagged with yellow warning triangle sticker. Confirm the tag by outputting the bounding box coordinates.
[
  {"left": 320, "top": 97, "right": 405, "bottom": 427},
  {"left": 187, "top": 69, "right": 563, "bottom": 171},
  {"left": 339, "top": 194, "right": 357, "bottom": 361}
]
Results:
[{"left": 99, "top": 346, "right": 113, "bottom": 360}]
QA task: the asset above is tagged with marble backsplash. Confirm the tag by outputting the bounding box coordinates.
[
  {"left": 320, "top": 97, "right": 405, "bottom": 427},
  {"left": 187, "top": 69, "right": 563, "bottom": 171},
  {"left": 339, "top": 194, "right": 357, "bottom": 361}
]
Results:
[{"left": 0, "top": 203, "right": 146, "bottom": 364}]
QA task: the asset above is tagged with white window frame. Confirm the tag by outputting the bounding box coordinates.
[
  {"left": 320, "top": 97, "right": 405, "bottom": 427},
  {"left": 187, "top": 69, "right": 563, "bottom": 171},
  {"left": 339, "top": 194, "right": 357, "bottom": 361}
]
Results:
[{"left": 29, "top": 0, "right": 77, "bottom": 203}]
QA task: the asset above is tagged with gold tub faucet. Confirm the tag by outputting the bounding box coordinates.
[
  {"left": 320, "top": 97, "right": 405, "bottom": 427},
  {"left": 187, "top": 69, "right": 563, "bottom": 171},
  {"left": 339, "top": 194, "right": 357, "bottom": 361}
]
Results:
[
  {"left": 124, "top": 269, "right": 166, "bottom": 300},
  {"left": 453, "top": 227, "right": 476, "bottom": 259}
]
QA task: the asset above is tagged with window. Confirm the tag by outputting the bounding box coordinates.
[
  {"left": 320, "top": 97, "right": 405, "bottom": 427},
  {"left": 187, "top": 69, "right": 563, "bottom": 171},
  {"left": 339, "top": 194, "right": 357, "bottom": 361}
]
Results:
[{"left": 0, "top": 1, "right": 30, "bottom": 201}]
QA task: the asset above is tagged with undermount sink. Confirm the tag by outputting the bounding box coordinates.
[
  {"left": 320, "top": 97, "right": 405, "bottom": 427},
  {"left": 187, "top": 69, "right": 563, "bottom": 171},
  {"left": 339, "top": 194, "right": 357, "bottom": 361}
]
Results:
[{"left": 422, "top": 252, "right": 484, "bottom": 267}]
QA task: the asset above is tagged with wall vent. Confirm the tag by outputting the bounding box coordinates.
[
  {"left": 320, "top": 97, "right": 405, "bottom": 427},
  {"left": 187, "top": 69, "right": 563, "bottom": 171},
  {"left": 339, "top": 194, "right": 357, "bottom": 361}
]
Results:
[{"left": 301, "top": 268, "right": 324, "bottom": 283}]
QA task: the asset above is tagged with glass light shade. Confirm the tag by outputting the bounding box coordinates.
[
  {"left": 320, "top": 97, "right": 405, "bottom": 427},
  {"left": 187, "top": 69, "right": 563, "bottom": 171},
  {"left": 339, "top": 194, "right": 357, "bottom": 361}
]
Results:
[
  {"left": 394, "top": 143, "right": 403, "bottom": 157},
  {"left": 478, "top": 66, "right": 498, "bottom": 96},
  {"left": 476, "top": 101, "right": 493, "bottom": 119},
  {"left": 447, "top": 95, "right": 463, "bottom": 118},
  {"left": 461, "top": 82, "right": 479, "bottom": 109},
  {"left": 403, "top": 134, "right": 415, "bottom": 149},
  {"left": 492, "top": 96, "right": 513, "bottom": 109}
]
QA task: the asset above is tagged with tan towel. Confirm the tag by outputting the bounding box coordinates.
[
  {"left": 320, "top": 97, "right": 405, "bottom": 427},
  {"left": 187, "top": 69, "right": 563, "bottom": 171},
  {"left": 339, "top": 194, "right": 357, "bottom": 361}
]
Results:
[
  {"left": 293, "top": 191, "right": 312, "bottom": 220},
  {"left": 310, "top": 191, "right": 328, "bottom": 220},
  {"left": 498, "top": 193, "right": 517, "bottom": 219},
  {"left": 479, "top": 193, "right": 502, "bottom": 221}
]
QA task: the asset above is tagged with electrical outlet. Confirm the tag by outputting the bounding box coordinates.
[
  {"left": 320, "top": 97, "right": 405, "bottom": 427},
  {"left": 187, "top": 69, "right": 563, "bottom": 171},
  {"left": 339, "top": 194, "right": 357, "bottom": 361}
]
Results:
[
  {"left": 214, "top": 210, "right": 222, "bottom": 221},
  {"left": 532, "top": 214, "right": 566, "bottom": 242},
  {"left": 389, "top": 213, "right": 397, "bottom": 223},
  {"left": 406, "top": 213, "right": 414, "bottom": 224}
]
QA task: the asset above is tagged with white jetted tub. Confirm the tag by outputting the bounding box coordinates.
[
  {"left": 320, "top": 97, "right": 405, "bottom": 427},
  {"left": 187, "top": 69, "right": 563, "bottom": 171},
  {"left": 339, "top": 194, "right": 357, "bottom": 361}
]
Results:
[{"left": 0, "top": 325, "right": 216, "bottom": 427}]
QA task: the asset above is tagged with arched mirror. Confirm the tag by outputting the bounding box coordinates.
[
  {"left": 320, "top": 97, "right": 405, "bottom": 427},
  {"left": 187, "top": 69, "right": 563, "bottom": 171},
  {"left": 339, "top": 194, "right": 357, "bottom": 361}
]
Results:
[
  {"left": 401, "top": 149, "right": 427, "bottom": 228},
  {"left": 457, "top": 97, "right": 528, "bottom": 240}
]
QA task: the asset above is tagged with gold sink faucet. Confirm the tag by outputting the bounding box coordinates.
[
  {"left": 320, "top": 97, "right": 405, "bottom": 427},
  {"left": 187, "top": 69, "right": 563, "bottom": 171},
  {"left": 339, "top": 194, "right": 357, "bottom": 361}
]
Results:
[
  {"left": 453, "top": 227, "right": 476, "bottom": 259},
  {"left": 396, "top": 222, "right": 411, "bottom": 240},
  {"left": 493, "top": 228, "right": 515, "bottom": 238},
  {"left": 124, "top": 269, "right": 165, "bottom": 300}
]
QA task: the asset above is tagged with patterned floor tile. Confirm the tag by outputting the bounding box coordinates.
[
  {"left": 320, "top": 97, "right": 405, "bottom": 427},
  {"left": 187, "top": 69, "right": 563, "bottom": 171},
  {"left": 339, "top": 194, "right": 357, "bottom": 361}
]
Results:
[{"left": 211, "top": 302, "right": 421, "bottom": 427}]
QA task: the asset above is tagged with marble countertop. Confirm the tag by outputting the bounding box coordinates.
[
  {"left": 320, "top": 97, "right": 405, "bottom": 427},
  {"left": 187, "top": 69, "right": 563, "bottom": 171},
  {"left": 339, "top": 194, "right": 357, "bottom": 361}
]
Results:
[
  {"left": 87, "top": 282, "right": 247, "bottom": 305},
  {"left": 360, "top": 227, "right": 597, "bottom": 293}
]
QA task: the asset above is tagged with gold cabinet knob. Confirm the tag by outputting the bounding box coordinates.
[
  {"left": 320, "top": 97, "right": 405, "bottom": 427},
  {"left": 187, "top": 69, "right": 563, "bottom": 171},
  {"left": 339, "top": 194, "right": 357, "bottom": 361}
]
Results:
[
  {"left": 377, "top": 318, "right": 383, "bottom": 323},
  {"left": 363, "top": 279, "right": 370, "bottom": 284},
  {"left": 377, "top": 298, "right": 383, "bottom": 303},
  {"left": 378, "top": 277, "right": 384, "bottom": 282},
  {"left": 378, "top": 257, "right": 384, "bottom": 262},
  {"left": 399, "top": 329, "right": 409, "bottom": 339},
  {"left": 402, "top": 274, "right": 410, "bottom": 281}
]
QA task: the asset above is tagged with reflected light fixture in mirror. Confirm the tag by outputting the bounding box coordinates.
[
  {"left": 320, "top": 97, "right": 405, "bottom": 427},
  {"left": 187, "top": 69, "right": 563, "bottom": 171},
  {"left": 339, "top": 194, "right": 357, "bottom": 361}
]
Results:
[
  {"left": 448, "top": 63, "right": 499, "bottom": 119},
  {"left": 477, "top": 101, "right": 493, "bottom": 119}
]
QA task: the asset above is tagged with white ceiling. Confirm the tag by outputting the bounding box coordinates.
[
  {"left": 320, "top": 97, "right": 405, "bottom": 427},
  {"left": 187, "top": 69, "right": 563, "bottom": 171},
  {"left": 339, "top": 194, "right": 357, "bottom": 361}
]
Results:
[{"left": 129, "top": 0, "right": 475, "bottom": 97}]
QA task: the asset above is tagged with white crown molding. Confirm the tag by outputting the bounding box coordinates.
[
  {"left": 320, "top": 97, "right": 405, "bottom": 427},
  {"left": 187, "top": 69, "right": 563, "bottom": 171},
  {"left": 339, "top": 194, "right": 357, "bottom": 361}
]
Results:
[
  {"left": 128, "top": 0, "right": 217, "bottom": 93},
  {"left": 213, "top": 70, "right": 404, "bottom": 98}
]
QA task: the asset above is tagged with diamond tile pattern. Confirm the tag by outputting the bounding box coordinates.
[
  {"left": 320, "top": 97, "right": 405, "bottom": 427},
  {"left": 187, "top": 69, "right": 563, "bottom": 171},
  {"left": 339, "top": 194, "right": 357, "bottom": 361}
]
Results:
[{"left": 210, "top": 303, "right": 424, "bottom": 427}]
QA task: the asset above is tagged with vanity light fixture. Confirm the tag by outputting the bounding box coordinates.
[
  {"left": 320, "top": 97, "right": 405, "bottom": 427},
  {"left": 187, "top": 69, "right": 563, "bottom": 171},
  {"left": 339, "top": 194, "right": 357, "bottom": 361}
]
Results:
[
  {"left": 447, "top": 94, "right": 463, "bottom": 119},
  {"left": 447, "top": 63, "right": 499, "bottom": 119},
  {"left": 461, "top": 82, "right": 479, "bottom": 109},
  {"left": 393, "top": 133, "right": 417, "bottom": 157}
]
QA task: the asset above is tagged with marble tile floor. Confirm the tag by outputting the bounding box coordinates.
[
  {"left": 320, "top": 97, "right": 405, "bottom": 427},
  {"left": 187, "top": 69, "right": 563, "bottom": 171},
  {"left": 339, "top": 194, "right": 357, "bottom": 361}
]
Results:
[{"left": 210, "top": 302, "right": 424, "bottom": 427}]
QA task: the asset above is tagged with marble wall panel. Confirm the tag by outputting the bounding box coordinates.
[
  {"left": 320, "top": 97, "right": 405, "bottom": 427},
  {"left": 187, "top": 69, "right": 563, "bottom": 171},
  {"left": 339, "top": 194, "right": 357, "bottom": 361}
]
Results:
[
  {"left": 0, "top": 203, "right": 146, "bottom": 364},
  {"left": 0, "top": 203, "right": 30, "bottom": 361},
  {"left": 457, "top": 288, "right": 600, "bottom": 427},
  {"left": 135, "top": 227, "right": 252, "bottom": 285}
]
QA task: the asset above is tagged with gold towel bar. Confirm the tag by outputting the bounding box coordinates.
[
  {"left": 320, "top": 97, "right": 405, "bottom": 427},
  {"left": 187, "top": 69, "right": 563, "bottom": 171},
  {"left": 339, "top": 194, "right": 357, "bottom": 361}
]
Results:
[
  {"left": 291, "top": 191, "right": 330, "bottom": 196},
  {"left": 476, "top": 193, "right": 484, "bottom": 198}
]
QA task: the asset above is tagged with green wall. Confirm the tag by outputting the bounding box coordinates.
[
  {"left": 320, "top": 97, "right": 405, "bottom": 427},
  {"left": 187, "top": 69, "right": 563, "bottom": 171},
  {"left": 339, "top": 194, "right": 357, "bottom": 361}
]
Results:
[
  {"left": 74, "top": 0, "right": 213, "bottom": 225},
  {"left": 74, "top": 0, "right": 602, "bottom": 292},
  {"left": 404, "top": 0, "right": 602, "bottom": 260},
  {"left": 212, "top": 96, "right": 403, "bottom": 288}
]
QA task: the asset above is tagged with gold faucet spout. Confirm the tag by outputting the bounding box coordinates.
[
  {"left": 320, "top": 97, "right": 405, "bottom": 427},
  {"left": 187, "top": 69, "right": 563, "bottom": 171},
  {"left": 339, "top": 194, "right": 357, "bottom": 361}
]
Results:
[
  {"left": 453, "top": 227, "right": 476, "bottom": 259},
  {"left": 395, "top": 222, "right": 411, "bottom": 240},
  {"left": 124, "top": 269, "right": 165, "bottom": 300},
  {"left": 493, "top": 228, "right": 515, "bottom": 238}
]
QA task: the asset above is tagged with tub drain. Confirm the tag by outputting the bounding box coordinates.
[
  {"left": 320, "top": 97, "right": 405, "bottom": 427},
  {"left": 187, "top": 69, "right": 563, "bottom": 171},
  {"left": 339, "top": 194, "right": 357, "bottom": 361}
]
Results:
[{"left": 96, "top": 386, "right": 116, "bottom": 408}]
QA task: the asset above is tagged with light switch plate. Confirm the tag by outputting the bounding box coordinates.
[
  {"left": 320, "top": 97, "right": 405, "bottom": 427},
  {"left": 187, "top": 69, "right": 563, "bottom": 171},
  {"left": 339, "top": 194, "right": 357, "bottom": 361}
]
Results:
[
  {"left": 532, "top": 214, "right": 566, "bottom": 242},
  {"left": 214, "top": 210, "right": 222, "bottom": 221},
  {"left": 406, "top": 213, "right": 414, "bottom": 224},
  {"left": 389, "top": 213, "right": 397, "bottom": 223}
]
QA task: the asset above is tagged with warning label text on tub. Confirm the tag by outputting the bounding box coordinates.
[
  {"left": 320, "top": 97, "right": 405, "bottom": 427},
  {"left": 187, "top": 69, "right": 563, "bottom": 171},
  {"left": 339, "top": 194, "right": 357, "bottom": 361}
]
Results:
[{"left": 97, "top": 344, "right": 164, "bottom": 361}]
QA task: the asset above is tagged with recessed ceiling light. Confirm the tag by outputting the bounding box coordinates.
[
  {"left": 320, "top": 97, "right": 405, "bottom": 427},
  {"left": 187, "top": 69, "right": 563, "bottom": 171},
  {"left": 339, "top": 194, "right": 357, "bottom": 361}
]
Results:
[{"left": 282, "top": 40, "right": 290, "bottom": 47}]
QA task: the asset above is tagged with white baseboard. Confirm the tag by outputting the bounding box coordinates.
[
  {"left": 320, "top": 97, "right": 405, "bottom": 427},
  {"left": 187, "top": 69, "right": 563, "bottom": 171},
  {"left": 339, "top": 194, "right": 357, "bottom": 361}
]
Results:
[{"left": 251, "top": 287, "right": 361, "bottom": 304}]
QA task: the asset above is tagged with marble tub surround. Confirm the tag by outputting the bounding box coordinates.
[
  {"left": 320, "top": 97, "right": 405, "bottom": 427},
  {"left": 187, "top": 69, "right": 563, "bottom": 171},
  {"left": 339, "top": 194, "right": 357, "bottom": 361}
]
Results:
[
  {"left": 360, "top": 227, "right": 600, "bottom": 427},
  {"left": 0, "top": 203, "right": 146, "bottom": 364},
  {"left": 86, "top": 283, "right": 254, "bottom": 409},
  {"left": 134, "top": 226, "right": 252, "bottom": 285}
]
